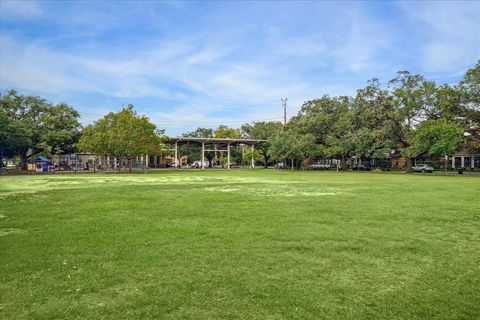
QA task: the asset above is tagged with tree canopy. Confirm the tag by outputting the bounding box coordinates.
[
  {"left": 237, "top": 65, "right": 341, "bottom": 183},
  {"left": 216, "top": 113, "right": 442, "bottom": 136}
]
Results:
[
  {"left": 78, "top": 105, "right": 165, "bottom": 158},
  {"left": 2, "top": 61, "right": 479, "bottom": 171},
  {"left": 0, "top": 90, "right": 81, "bottom": 170},
  {"left": 241, "top": 121, "right": 283, "bottom": 166},
  {"left": 273, "top": 62, "right": 479, "bottom": 169}
]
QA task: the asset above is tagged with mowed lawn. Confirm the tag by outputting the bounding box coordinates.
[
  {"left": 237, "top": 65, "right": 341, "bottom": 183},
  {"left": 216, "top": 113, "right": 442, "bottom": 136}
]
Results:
[{"left": 1, "top": 170, "right": 479, "bottom": 320}]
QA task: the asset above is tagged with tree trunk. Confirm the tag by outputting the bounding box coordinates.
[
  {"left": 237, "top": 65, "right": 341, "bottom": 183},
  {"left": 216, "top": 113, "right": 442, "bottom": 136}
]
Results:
[
  {"left": 207, "top": 155, "right": 214, "bottom": 167},
  {"left": 0, "top": 150, "right": 3, "bottom": 173},
  {"left": 406, "top": 157, "right": 412, "bottom": 172},
  {"left": 20, "top": 152, "right": 28, "bottom": 171},
  {"left": 263, "top": 155, "right": 270, "bottom": 168}
]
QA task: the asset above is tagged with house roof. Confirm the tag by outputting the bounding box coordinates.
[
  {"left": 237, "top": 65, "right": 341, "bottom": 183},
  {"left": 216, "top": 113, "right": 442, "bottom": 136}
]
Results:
[{"left": 454, "top": 143, "right": 480, "bottom": 155}]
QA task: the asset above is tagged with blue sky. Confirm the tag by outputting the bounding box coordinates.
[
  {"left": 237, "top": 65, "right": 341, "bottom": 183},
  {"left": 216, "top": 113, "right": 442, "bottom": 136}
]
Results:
[{"left": 1, "top": 0, "right": 479, "bottom": 136}]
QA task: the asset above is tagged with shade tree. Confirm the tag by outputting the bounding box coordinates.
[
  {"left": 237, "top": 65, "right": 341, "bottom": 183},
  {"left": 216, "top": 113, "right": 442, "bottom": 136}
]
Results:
[
  {"left": 0, "top": 90, "right": 81, "bottom": 170},
  {"left": 241, "top": 121, "right": 283, "bottom": 167},
  {"left": 78, "top": 105, "right": 164, "bottom": 168}
]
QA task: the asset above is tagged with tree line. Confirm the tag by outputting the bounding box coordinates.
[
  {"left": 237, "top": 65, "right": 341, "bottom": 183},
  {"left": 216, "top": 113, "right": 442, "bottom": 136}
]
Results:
[
  {"left": 1, "top": 62, "right": 479, "bottom": 171},
  {"left": 270, "top": 63, "right": 479, "bottom": 170}
]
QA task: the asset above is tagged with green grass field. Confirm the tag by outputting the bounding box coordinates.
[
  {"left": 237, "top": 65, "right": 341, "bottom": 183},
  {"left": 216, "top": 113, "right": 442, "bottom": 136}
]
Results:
[{"left": 1, "top": 170, "right": 479, "bottom": 319}]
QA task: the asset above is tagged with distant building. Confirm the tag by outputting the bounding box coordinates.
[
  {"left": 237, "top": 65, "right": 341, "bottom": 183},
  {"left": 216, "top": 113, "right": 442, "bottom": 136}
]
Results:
[{"left": 450, "top": 145, "right": 480, "bottom": 169}]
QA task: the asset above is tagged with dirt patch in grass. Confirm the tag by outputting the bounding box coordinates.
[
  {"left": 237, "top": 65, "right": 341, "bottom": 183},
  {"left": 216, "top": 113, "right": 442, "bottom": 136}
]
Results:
[{"left": 0, "top": 228, "right": 26, "bottom": 236}]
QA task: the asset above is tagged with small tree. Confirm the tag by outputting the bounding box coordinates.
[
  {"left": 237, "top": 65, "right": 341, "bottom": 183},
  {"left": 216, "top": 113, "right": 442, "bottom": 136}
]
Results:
[
  {"left": 270, "top": 131, "right": 318, "bottom": 169},
  {"left": 407, "top": 120, "right": 464, "bottom": 163},
  {"left": 241, "top": 121, "right": 283, "bottom": 167},
  {"left": 179, "top": 127, "right": 215, "bottom": 166},
  {"left": 78, "top": 105, "right": 165, "bottom": 169},
  {"left": 214, "top": 125, "right": 240, "bottom": 139}
]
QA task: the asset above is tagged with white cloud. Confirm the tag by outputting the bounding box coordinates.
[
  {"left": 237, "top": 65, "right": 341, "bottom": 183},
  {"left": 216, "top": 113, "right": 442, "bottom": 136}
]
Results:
[
  {"left": 402, "top": 1, "right": 480, "bottom": 73},
  {"left": 0, "top": 0, "right": 42, "bottom": 19},
  {"left": 331, "top": 8, "right": 393, "bottom": 73},
  {"left": 0, "top": 1, "right": 402, "bottom": 136},
  {"left": 0, "top": 27, "right": 359, "bottom": 135}
]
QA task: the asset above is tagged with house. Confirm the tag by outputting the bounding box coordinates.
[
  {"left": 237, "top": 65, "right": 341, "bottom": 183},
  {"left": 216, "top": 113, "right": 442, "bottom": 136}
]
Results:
[{"left": 450, "top": 145, "right": 480, "bottom": 169}]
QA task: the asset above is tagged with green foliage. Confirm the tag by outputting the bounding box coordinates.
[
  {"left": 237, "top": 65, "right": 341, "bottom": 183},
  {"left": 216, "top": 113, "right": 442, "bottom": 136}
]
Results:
[
  {"left": 407, "top": 120, "right": 464, "bottom": 157},
  {"left": 270, "top": 130, "right": 318, "bottom": 164},
  {"left": 178, "top": 127, "right": 214, "bottom": 165},
  {"left": 458, "top": 61, "right": 480, "bottom": 148},
  {"left": 353, "top": 79, "right": 398, "bottom": 159},
  {"left": 214, "top": 125, "right": 240, "bottom": 139},
  {"left": 78, "top": 105, "right": 164, "bottom": 157},
  {"left": 183, "top": 127, "right": 213, "bottom": 138},
  {"left": 243, "top": 148, "right": 263, "bottom": 163},
  {"left": 0, "top": 89, "right": 81, "bottom": 169},
  {"left": 241, "top": 121, "right": 283, "bottom": 166},
  {"left": 282, "top": 62, "right": 479, "bottom": 168},
  {"left": 2, "top": 62, "right": 479, "bottom": 171},
  {"left": 0, "top": 103, "right": 29, "bottom": 159},
  {"left": 460, "top": 60, "right": 480, "bottom": 105},
  {"left": 40, "top": 103, "right": 81, "bottom": 155}
]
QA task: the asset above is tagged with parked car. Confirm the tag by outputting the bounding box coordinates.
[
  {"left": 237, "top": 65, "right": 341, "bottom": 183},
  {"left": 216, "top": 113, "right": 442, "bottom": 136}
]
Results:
[
  {"left": 191, "top": 161, "right": 208, "bottom": 168},
  {"left": 309, "top": 163, "right": 331, "bottom": 170},
  {"left": 411, "top": 164, "right": 433, "bottom": 173}
]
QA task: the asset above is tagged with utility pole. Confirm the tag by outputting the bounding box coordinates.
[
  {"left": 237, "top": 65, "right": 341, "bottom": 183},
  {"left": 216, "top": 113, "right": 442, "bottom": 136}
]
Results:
[{"left": 281, "top": 98, "right": 288, "bottom": 126}]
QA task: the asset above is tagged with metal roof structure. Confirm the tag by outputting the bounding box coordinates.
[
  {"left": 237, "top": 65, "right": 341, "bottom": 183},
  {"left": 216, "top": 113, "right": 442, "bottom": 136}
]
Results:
[
  {"left": 164, "top": 137, "right": 266, "bottom": 170},
  {"left": 168, "top": 137, "right": 266, "bottom": 145}
]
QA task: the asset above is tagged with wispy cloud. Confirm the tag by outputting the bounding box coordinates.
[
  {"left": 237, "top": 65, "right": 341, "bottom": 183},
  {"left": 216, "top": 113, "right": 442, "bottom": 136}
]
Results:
[
  {"left": 0, "top": 0, "right": 42, "bottom": 19},
  {"left": 1, "top": 1, "right": 478, "bottom": 135},
  {"left": 401, "top": 1, "right": 480, "bottom": 74}
]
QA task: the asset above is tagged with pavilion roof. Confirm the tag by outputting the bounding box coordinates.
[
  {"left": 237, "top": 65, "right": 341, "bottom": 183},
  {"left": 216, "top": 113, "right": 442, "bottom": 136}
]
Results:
[{"left": 168, "top": 137, "right": 266, "bottom": 145}]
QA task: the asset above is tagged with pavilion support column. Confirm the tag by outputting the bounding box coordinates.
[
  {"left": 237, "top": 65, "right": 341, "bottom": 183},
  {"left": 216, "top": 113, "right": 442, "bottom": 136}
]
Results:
[
  {"left": 174, "top": 142, "right": 178, "bottom": 168},
  {"left": 201, "top": 142, "right": 205, "bottom": 170},
  {"left": 461, "top": 156, "right": 465, "bottom": 168},
  {"left": 227, "top": 143, "right": 231, "bottom": 170},
  {"left": 251, "top": 144, "right": 255, "bottom": 168}
]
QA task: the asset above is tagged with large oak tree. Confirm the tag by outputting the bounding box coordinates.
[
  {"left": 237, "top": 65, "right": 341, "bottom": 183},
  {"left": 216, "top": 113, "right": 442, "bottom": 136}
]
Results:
[{"left": 0, "top": 90, "right": 80, "bottom": 170}]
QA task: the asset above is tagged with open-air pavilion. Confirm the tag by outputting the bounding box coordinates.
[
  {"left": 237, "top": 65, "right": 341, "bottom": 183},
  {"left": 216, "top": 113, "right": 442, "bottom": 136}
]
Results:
[{"left": 151, "top": 137, "right": 267, "bottom": 170}]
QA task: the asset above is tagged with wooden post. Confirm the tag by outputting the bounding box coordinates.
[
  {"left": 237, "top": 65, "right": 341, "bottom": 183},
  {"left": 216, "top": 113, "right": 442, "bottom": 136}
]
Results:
[
  {"left": 227, "top": 143, "right": 231, "bottom": 170},
  {"left": 251, "top": 144, "right": 255, "bottom": 168},
  {"left": 174, "top": 141, "right": 178, "bottom": 168},
  {"left": 201, "top": 142, "right": 205, "bottom": 170}
]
